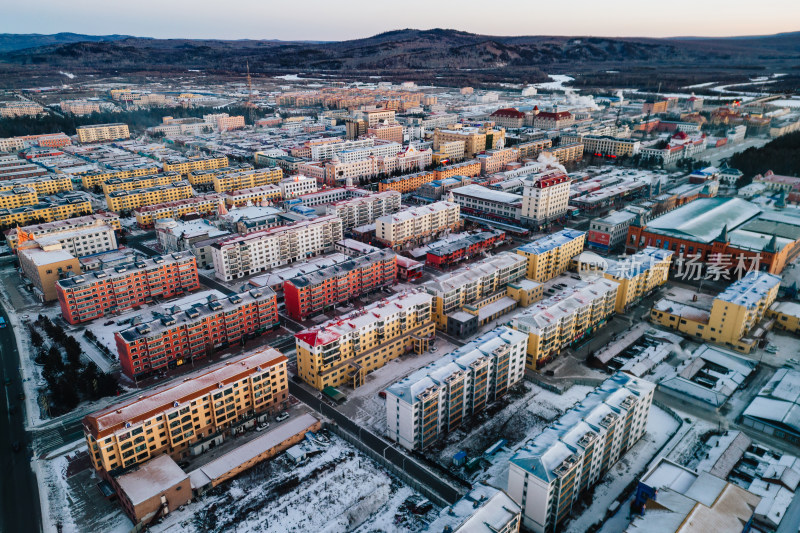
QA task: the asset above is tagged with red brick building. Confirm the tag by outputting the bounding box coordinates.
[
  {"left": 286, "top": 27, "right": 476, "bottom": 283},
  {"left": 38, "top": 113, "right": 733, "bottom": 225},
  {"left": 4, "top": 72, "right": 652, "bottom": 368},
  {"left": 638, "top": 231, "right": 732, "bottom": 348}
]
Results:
[
  {"left": 426, "top": 230, "right": 506, "bottom": 268},
  {"left": 56, "top": 252, "right": 201, "bottom": 324},
  {"left": 284, "top": 250, "right": 396, "bottom": 320},
  {"left": 114, "top": 288, "right": 279, "bottom": 378}
]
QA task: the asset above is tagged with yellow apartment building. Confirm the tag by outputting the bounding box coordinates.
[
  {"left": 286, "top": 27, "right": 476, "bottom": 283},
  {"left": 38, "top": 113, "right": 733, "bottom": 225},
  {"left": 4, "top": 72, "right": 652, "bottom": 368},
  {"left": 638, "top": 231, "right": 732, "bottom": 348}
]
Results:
[
  {"left": 378, "top": 171, "right": 435, "bottom": 193},
  {"left": 434, "top": 160, "right": 482, "bottom": 180},
  {"left": 0, "top": 187, "right": 38, "bottom": 209},
  {"left": 541, "top": 143, "right": 584, "bottom": 164},
  {"left": 76, "top": 123, "right": 131, "bottom": 143},
  {"left": 106, "top": 181, "right": 194, "bottom": 213},
  {"left": 187, "top": 165, "right": 253, "bottom": 187},
  {"left": 81, "top": 167, "right": 160, "bottom": 189},
  {"left": 515, "top": 229, "right": 586, "bottom": 282},
  {"left": 134, "top": 194, "right": 223, "bottom": 227},
  {"left": 295, "top": 291, "right": 435, "bottom": 390},
  {"left": 163, "top": 156, "right": 229, "bottom": 175},
  {"left": 509, "top": 277, "right": 619, "bottom": 369},
  {"left": 0, "top": 198, "right": 93, "bottom": 228},
  {"left": 18, "top": 245, "right": 82, "bottom": 301},
  {"left": 433, "top": 126, "right": 505, "bottom": 157},
  {"left": 0, "top": 175, "right": 73, "bottom": 196},
  {"left": 602, "top": 247, "right": 673, "bottom": 313},
  {"left": 650, "top": 272, "right": 781, "bottom": 353},
  {"left": 101, "top": 172, "right": 183, "bottom": 194},
  {"left": 83, "top": 347, "right": 289, "bottom": 475},
  {"left": 223, "top": 185, "right": 282, "bottom": 207},
  {"left": 213, "top": 168, "right": 283, "bottom": 193},
  {"left": 768, "top": 301, "right": 800, "bottom": 334}
]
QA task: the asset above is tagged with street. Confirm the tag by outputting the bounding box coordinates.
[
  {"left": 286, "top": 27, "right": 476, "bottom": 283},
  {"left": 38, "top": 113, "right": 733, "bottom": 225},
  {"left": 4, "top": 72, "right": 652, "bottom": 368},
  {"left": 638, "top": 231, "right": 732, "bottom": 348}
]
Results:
[
  {"left": 288, "top": 381, "right": 468, "bottom": 505},
  {"left": 0, "top": 300, "right": 42, "bottom": 533}
]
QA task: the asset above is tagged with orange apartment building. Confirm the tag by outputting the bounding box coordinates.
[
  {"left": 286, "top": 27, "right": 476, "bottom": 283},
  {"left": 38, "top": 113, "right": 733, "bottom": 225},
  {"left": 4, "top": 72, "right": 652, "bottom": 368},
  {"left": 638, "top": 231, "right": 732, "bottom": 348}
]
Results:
[
  {"left": 83, "top": 347, "right": 289, "bottom": 476},
  {"left": 284, "top": 249, "right": 397, "bottom": 320},
  {"left": 56, "top": 251, "right": 201, "bottom": 324},
  {"left": 435, "top": 160, "right": 482, "bottom": 180},
  {"left": 378, "top": 171, "right": 435, "bottom": 193},
  {"left": 114, "top": 287, "right": 279, "bottom": 378}
]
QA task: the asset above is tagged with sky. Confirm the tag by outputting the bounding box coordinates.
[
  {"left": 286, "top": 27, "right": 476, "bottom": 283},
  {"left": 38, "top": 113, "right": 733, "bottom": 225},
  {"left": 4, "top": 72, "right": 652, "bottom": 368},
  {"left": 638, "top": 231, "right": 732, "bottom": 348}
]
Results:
[{"left": 3, "top": 0, "right": 799, "bottom": 41}]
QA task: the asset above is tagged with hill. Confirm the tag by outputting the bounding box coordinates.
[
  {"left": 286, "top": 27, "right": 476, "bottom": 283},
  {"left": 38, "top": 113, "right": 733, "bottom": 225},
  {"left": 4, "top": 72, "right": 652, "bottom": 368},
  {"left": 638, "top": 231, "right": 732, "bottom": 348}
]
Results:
[{"left": 0, "top": 32, "right": 133, "bottom": 53}]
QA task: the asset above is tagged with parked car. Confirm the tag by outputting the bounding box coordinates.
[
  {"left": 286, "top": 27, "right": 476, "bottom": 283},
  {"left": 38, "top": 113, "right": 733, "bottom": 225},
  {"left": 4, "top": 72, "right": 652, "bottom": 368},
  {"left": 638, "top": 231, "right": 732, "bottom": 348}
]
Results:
[
  {"left": 276, "top": 412, "right": 290, "bottom": 422},
  {"left": 256, "top": 422, "right": 270, "bottom": 431},
  {"left": 378, "top": 391, "right": 387, "bottom": 399}
]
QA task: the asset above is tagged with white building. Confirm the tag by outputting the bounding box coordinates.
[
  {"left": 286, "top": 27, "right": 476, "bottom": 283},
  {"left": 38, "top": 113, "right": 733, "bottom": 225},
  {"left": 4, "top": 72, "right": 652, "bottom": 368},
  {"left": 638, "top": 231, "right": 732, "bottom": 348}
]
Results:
[
  {"left": 375, "top": 201, "right": 460, "bottom": 249},
  {"left": 211, "top": 215, "right": 343, "bottom": 280},
  {"left": 451, "top": 184, "right": 523, "bottom": 222},
  {"left": 426, "top": 484, "right": 522, "bottom": 533},
  {"left": 386, "top": 327, "right": 527, "bottom": 450},
  {"left": 33, "top": 224, "right": 117, "bottom": 258},
  {"left": 309, "top": 139, "right": 375, "bottom": 161},
  {"left": 279, "top": 176, "right": 318, "bottom": 199},
  {"left": 326, "top": 190, "right": 402, "bottom": 230},
  {"left": 521, "top": 171, "right": 572, "bottom": 227},
  {"left": 507, "top": 372, "right": 655, "bottom": 533}
]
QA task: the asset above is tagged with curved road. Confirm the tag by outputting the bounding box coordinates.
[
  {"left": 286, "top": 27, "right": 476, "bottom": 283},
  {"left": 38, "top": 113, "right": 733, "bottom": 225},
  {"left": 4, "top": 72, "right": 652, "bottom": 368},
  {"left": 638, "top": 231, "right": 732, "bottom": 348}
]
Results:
[{"left": 0, "top": 301, "right": 42, "bottom": 533}]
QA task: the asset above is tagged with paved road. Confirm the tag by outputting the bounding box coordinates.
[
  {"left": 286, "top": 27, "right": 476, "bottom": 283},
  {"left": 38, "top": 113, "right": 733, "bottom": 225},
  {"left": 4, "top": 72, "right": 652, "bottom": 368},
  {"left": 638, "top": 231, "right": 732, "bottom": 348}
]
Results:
[
  {"left": 288, "top": 381, "right": 467, "bottom": 505},
  {"left": 698, "top": 137, "right": 770, "bottom": 167},
  {"left": 0, "top": 301, "right": 42, "bottom": 533}
]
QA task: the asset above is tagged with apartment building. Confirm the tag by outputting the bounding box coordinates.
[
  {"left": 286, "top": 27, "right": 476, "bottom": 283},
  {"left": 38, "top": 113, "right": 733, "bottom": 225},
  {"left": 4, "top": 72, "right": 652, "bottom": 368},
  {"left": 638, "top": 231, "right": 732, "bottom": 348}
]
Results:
[
  {"left": 427, "top": 485, "right": 522, "bottom": 533},
  {"left": 299, "top": 157, "right": 382, "bottom": 187},
  {"left": 106, "top": 181, "right": 194, "bottom": 213},
  {"left": 5, "top": 212, "right": 120, "bottom": 250},
  {"left": 353, "top": 108, "right": 396, "bottom": 127},
  {"left": 378, "top": 171, "right": 436, "bottom": 193},
  {"left": 223, "top": 185, "right": 282, "bottom": 207},
  {"left": 490, "top": 108, "right": 526, "bottom": 129},
  {"left": 56, "top": 251, "right": 200, "bottom": 324},
  {"left": 213, "top": 168, "right": 283, "bottom": 193},
  {"left": 101, "top": 172, "right": 183, "bottom": 194},
  {"left": 375, "top": 201, "right": 460, "bottom": 250},
  {"left": 425, "top": 229, "right": 506, "bottom": 268},
  {"left": 0, "top": 133, "right": 71, "bottom": 153},
  {"left": 517, "top": 139, "right": 553, "bottom": 159},
  {"left": 521, "top": 171, "right": 572, "bottom": 227},
  {"left": 284, "top": 249, "right": 397, "bottom": 320},
  {"left": 587, "top": 210, "right": 638, "bottom": 252},
  {"left": 541, "top": 143, "right": 584, "bottom": 165},
  {"left": 326, "top": 190, "right": 402, "bottom": 230},
  {"left": 451, "top": 184, "right": 522, "bottom": 223},
  {"left": 386, "top": 326, "right": 527, "bottom": 450},
  {"left": 0, "top": 174, "right": 73, "bottom": 196},
  {"left": 32, "top": 223, "right": 117, "bottom": 259},
  {"left": 433, "top": 126, "right": 506, "bottom": 157},
  {"left": 574, "top": 135, "right": 641, "bottom": 158},
  {"left": 163, "top": 156, "right": 230, "bottom": 176},
  {"left": 211, "top": 215, "right": 344, "bottom": 281},
  {"left": 1, "top": 102, "right": 44, "bottom": 118},
  {"left": 435, "top": 140, "right": 467, "bottom": 162},
  {"left": 603, "top": 247, "right": 673, "bottom": 313},
  {"left": 651, "top": 271, "right": 781, "bottom": 353},
  {"left": 186, "top": 164, "right": 253, "bottom": 188},
  {"left": 279, "top": 175, "right": 317, "bottom": 199},
  {"left": 424, "top": 252, "right": 528, "bottom": 329},
  {"left": 368, "top": 122, "right": 404, "bottom": 144},
  {"left": 114, "top": 287, "right": 279, "bottom": 378},
  {"left": 134, "top": 194, "right": 223, "bottom": 228},
  {"left": 435, "top": 160, "right": 482, "bottom": 180},
  {"left": 308, "top": 139, "right": 374, "bottom": 160},
  {"left": 0, "top": 187, "right": 37, "bottom": 209},
  {"left": 295, "top": 291, "right": 434, "bottom": 390},
  {"left": 18, "top": 246, "right": 82, "bottom": 301},
  {"left": 83, "top": 347, "right": 288, "bottom": 475},
  {"left": 76, "top": 123, "right": 131, "bottom": 143},
  {"left": 478, "top": 147, "right": 519, "bottom": 175},
  {"left": 508, "top": 373, "right": 655, "bottom": 533},
  {"left": 81, "top": 167, "right": 160, "bottom": 190},
  {"left": 509, "top": 277, "right": 619, "bottom": 369},
  {"left": 60, "top": 100, "right": 102, "bottom": 115},
  {"left": 0, "top": 197, "right": 93, "bottom": 227},
  {"left": 515, "top": 229, "right": 586, "bottom": 282}
]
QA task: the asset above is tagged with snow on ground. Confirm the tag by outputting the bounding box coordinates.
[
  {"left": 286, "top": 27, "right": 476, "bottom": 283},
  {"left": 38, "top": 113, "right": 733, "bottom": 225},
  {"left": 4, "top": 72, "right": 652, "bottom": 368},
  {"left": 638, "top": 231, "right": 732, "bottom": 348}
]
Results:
[
  {"left": 533, "top": 74, "right": 575, "bottom": 91},
  {"left": 768, "top": 99, "right": 800, "bottom": 108},
  {"left": 342, "top": 338, "right": 458, "bottom": 434},
  {"left": 682, "top": 81, "right": 717, "bottom": 89},
  {"left": 431, "top": 382, "right": 594, "bottom": 481},
  {"left": 151, "top": 436, "right": 435, "bottom": 533},
  {"left": 563, "top": 406, "right": 681, "bottom": 533}
]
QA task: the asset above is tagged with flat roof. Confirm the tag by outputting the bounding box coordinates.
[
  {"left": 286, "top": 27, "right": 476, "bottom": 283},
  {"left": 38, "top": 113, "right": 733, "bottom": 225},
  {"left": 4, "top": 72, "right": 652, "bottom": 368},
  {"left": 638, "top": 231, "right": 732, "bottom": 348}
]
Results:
[{"left": 116, "top": 454, "right": 188, "bottom": 506}]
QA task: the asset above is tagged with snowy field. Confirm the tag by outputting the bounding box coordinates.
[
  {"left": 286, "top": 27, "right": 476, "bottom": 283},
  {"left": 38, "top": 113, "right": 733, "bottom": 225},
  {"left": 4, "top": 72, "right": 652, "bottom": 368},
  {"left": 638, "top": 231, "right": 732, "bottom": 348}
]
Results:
[
  {"left": 39, "top": 435, "right": 437, "bottom": 533},
  {"left": 152, "top": 436, "right": 435, "bottom": 533}
]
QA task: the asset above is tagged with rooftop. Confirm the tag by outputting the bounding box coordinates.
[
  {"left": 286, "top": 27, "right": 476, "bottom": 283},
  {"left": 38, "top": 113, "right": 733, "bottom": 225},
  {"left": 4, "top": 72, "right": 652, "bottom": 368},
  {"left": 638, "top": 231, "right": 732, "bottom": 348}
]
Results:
[
  {"left": 516, "top": 229, "right": 585, "bottom": 255},
  {"left": 115, "top": 454, "right": 188, "bottom": 507},
  {"left": 57, "top": 251, "right": 195, "bottom": 290},
  {"left": 643, "top": 198, "right": 761, "bottom": 243},
  {"left": 426, "top": 484, "right": 520, "bottom": 533},
  {"left": 450, "top": 184, "right": 522, "bottom": 206}
]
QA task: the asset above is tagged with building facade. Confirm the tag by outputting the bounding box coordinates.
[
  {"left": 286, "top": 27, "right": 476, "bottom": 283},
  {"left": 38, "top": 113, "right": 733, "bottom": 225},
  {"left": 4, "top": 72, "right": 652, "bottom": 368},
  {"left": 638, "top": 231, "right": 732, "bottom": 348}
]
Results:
[
  {"left": 76, "top": 123, "right": 131, "bottom": 143},
  {"left": 375, "top": 201, "right": 460, "bottom": 250},
  {"left": 515, "top": 229, "right": 586, "bottom": 282},
  {"left": 521, "top": 172, "right": 571, "bottom": 227}
]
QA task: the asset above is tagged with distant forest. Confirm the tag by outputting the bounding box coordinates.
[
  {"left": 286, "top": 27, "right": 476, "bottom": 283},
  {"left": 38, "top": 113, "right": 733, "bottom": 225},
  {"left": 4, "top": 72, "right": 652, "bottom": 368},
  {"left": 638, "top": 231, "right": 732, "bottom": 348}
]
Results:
[
  {"left": 731, "top": 132, "right": 800, "bottom": 185},
  {"left": 0, "top": 105, "right": 262, "bottom": 138}
]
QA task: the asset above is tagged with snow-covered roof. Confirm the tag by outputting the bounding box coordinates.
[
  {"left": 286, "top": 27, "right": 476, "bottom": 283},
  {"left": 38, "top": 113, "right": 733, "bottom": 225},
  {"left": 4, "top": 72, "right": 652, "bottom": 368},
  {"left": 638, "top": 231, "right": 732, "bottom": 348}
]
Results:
[
  {"left": 190, "top": 414, "right": 319, "bottom": 484},
  {"left": 450, "top": 184, "right": 523, "bottom": 205},
  {"left": 115, "top": 454, "right": 188, "bottom": 507},
  {"left": 716, "top": 271, "right": 781, "bottom": 308},
  {"left": 643, "top": 197, "right": 761, "bottom": 243},
  {"left": 423, "top": 252, "right": 526, "bottom": 296},
  {"left": 84, "top": 348, "right": 287, "bottom": 437},
  {"left": 426, "top": 484, "right": 520, "bottom": 533},
  {"left": 743, "top": 368, "right": 800, "bottom": 436},
  {"left": 18, "top": 246, "right": 76, "bottom": 267},
  {"left": 515, "top": 228, "right": 585, "bottom": 255}
]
